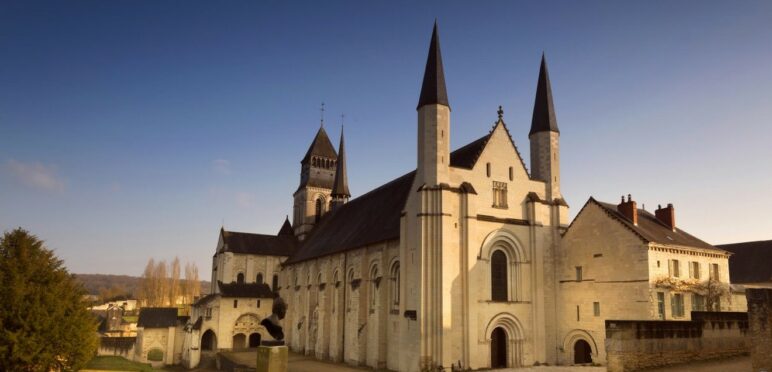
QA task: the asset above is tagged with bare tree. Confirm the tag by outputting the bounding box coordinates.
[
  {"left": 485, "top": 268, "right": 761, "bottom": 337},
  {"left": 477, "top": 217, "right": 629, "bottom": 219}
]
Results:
[
  {"left": 154, "top": 260, "right": 168, "bottom": 306},
  {"left": 139, "top": 258, "right": 156, "bottom": 306},
  {"left": 170, "top": 257, "right": 181, "bottom": 306}
]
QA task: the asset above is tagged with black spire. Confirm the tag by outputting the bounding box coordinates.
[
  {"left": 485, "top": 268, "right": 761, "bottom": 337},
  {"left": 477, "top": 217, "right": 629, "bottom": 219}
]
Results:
[
  {"left": 331, "top": 127, "right": 350, "bottom": 198},
  {"left": 278, "top": 216, "right": 293, "bottom": 236},
  {"left": 529, "top": 53, "right": 559, "bottom": 136},
  {"left": 417, "top": 21, "right": 450, "bottom": 110}
]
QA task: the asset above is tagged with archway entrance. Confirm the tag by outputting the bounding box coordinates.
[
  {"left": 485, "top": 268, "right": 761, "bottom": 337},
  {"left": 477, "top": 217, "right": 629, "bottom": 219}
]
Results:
[
  {"left": 573, "top": 339, "right": 592, "bottom": 364},
  {"left": 490, "top": 327, "right": 507, "bottom": 368},
  {"left": 201, "top": 330, "right": 217, "bottom": 351},
  {"left": 233, "top": 333, "right": 246, "bottom": 349},
  {"left": 248, "top": 333, "right": 261, "bottom": 348}
]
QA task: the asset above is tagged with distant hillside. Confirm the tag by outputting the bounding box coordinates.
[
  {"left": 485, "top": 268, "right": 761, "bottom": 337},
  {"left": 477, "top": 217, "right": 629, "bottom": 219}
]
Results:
[{"left": 74, "top": 273, "right": 210, "bottom": 298}]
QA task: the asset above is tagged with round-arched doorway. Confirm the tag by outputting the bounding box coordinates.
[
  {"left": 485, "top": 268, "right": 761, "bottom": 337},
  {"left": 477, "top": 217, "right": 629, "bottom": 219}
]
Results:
[
  {"left": 490, "top": 327, "right": 508, "bottom": 368},
  {"left": 201, "top": 329, "right": 217, "bottom": 351},
  {"left": 249, "top": 333, "right": 261, "bottom": 348},
  {"left": 573, "top": 339, "right": 592, "bottom": 364},
  {"left": 233, "top": 333, "right": 247, "bottom": 349}
]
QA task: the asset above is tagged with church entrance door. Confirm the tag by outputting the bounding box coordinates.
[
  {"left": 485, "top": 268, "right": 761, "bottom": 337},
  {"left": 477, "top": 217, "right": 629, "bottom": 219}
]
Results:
[
  {"left": 490, "top": 327, "right": 507, "bottom": 368},
  {"left": 573, "top": 339, "right": 592, "bottom": 364}
]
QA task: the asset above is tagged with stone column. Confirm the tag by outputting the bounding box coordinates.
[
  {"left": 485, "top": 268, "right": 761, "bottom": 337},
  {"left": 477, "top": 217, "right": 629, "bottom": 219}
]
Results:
[{"left": 747, "top": 288, "right": 772, "bottom": 372}]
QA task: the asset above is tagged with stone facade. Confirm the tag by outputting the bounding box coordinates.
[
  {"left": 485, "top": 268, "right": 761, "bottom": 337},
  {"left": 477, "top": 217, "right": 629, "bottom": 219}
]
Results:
[
  {"left": 605, "top": 312, "right": 749, "bottom": 372},
  {"left": 557, "top": 199, "right": 742, "bottom": 365},
  {"left": 747, "top": 288, "right": 772, "bottom": 372}
]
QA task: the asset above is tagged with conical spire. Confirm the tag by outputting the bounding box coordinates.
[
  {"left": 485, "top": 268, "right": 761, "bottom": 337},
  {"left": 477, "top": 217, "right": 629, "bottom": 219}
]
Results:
[
  {"left": 278, "top": 216, "right": 293, "bottom": 236},
  {"left": 529, "top": 53, "right": 559, "bottom": 136},
  {"left": 331, "top": 127, "right": 350, "bottom": 198},
  {"left": 417, "top": 21, "right": 450, "bottom": 110}
]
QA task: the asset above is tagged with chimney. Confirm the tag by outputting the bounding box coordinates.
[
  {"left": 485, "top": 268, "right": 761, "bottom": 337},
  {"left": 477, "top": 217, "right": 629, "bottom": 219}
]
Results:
[
  {"left": 655, "top": 203, "right": 676, "bottom": 231},
  {"left": 617, "top": 194, "right": 638, "bottom": 225}
]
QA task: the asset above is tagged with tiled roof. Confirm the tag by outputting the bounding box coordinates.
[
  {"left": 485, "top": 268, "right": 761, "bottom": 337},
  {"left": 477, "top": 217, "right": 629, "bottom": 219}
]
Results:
[
  {"left": 221, "top": 229, "right": 297, "bottom": 257},
  {"left": 137, "top": 308, "right": 178, "bottom": 328},
  {"left": 589, "top": 198, "right": 724, "bottom": 252},
  {"left": 716, "top": 240, "right": 772, "bottom": 284},
  {"left": 285, "top": 171, "right": 415, "bottom": 264},
  {"left": 217, "top": 281, "right": 276, "bottom": 298}
]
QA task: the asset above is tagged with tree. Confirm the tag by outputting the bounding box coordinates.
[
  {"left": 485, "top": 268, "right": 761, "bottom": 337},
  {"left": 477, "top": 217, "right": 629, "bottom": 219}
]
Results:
[
  {"left": 170, "top": 257, "right": 180, "bottom": 306},
  {"left": 0, "top": 228, "right": 98, "bottom": 371},
  {"left": 154, "top": 260, "right": 167, "bottom": 306},
  {"left": 139, "top": 258, "right": 156, "bottom": 306}
]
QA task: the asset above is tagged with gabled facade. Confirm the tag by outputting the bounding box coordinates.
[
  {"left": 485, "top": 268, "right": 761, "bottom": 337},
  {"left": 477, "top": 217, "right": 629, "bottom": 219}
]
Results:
[
  {"left": 279, "top": 23, "right": 569, "bottom": 371},
  {"left": 557, "top": 196, "right": 736, "bottom": 365}
]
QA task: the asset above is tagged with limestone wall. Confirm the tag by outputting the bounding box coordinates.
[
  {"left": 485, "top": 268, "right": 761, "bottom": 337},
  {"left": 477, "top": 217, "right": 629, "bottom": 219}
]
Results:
[
  {"left": 97, "top": 336, "right": 135, "bottom": 359},
  {"left": 746, "top": 288, "right": 772, "bottom": 372},
  {"left": 605, "top": 312, "right": 749, "bottom": 372}
]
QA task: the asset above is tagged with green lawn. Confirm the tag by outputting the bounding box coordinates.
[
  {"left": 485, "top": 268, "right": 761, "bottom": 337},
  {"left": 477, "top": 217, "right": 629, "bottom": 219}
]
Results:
[{"left": 84, "top": 356, "right": 159, "bottom": 371}]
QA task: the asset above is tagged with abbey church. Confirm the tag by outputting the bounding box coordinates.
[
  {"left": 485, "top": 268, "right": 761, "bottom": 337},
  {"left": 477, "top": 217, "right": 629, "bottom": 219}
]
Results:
[{"left": 180, "top": 23, "right": 738, "bottom": 371}]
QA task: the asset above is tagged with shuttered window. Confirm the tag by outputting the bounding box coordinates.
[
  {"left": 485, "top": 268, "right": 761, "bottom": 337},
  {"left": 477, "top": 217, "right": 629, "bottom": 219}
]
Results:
[{"left": 491, "top": 250, "right": 508, "bottom": 302}]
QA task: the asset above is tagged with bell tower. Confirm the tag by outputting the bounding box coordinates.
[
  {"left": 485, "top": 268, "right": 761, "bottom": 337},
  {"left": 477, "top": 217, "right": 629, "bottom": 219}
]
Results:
[{"left": 292, "top": 125, "right": 338, "bottom": 240}]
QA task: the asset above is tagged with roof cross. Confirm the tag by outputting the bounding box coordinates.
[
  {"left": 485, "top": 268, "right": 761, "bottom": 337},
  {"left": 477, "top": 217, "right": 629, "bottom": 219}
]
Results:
[
  {"left": 320, "top": 102, "right": 325, "bottom": 127},
  {"left": 497, "top": 105, "right": 504, "bottom": 120}
]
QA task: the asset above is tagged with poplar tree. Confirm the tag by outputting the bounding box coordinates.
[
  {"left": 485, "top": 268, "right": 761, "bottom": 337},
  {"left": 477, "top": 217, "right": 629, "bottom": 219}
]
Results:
[{"left": 0, "top": 228, "right": 98, "bottom": 371}]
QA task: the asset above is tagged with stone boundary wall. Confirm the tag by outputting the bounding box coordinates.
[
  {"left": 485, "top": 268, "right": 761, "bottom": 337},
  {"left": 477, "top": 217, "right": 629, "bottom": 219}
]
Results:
[
  {"left": 97, "top": 336, "right": 136, "bottom": 359},
  {"left": 747, "top": 288, "right": 772, "bottom": 372},
  {"left": 605, "top": 312, "right": 749, "bottom": 372}
]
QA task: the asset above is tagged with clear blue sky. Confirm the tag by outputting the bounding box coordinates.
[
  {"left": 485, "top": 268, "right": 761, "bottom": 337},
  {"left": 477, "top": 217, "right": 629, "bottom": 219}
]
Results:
[{"left": 2, "top": 1, "right": 771, "bottom": 276}]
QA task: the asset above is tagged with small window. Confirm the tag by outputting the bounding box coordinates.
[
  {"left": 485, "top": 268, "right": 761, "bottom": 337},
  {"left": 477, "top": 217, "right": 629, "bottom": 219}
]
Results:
[
  {"left": 576, "top": 305, "right": 580, "bottom": 321},
  {"left": 390, "top": 262, "right": 400, "bottom": 310},
  {"left": 233, "top": 299, "right": 238, "bottom": 308},
  {"left": 710, "top": 264, "right": 719, "bottom": 281},
  {"left": 272, "top": 274, "right": 279, "bottom": 291},
  {"left": 669, "top": 259, "right": 680, "bottom": 278},
  {"left": 593, "top": 302, "right": 600, "bottom": 317},
  {"left": 236, "top": 273, "right": 245, "bottom": 284},
  {"left": 492, "top": 181, "right": 508, "bottom": 209},
  {"left": 486, "top": 163, "right": 491, "bottom": 177},
  {"left": 657, "top": 260, "right": 660, "bottom": 268},
  {"left": 689, "top": 262, "right": 700, "bottom": 279},
  {"left": 257, "top": 299, "right": 261, "bottom": 308},
  {"left": 657, "top": 292, "right": 665, "bottom": 320},
  {"left": 256, "top": 273, "right": 263, "bottom": 284},
  {"left": 575, "top": 266, "right": 583, "bottom": 281},
  {"left": 671, "top": 293, "right": 684, "bottom": 317},
  {"left": 692, "top": 294, "right": 705, "bottom": 311},
  {"left": 508, "top": 166, "right": 513, "bottom": 181},
  {"left": 315, "top": 198, "right": 323, "bottom": 223}
]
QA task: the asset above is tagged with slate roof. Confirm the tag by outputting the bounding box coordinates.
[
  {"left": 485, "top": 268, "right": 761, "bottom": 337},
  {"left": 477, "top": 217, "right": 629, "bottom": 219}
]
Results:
[
  {"left": 217, "top": 281, "right": 276, "bottom": 298},
  {"left": 220, "top": 228, "right": 297, "bottom": 257},
  {"left": 137, "top": 308, "right": 178, "bottom": 328},
  {"left": 277, "top": 217, "right": 294, "bottom": 236},
  {"left": 417, "top": 22, "right": 449, "bottom": 110},
  {"left": 588, "top": 198, "right": 725, "bottom": 252},
  {"left": 529, "top": 54, "right": 560, "bottom": 136},
  {"left": 716, "top": 240, "right": 772, "bottom": 284},
  {"left": 450, "top": 134, "right": 489, "bottom": 169},
  {"left": 285, "top": 171, "right": 415, "bottom": 264},
  {"left": 331, "top": 129, "right": 350, "bottom": 197},
  {"left": 301, "top": 126, "right": 337, "bottom": 164}
]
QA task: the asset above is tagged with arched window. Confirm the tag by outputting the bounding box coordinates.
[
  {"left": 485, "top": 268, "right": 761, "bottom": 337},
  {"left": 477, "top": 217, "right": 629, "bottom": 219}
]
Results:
[
  {"left": 236, "top": 272, "right": 245, "bottom": 284},
  {"left": 390, "top": 262, "right": 400, "bottom": 310},
  {"left": 370, "top": 265, "right": 380, "bottom": 309},
  {"left": 347, "top": 269, "right": 355, "bottom": 312},
  {"left": 491, "top": 250, "right": 508, "bottom": 301},
  {"left": 315, "top": 198, "right": 323, "bottom": 223},
  {"left": 256, "top": 273, "right": 263, "bottom": 284},
  {"left": 332, "top": 270, "right": 340, "bottom": 314},
  {"left": 272, "top": 274, "right": 279, "bottom": 292}
]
